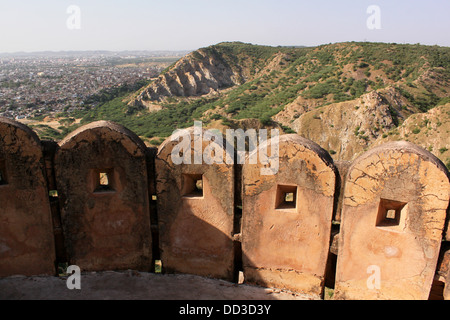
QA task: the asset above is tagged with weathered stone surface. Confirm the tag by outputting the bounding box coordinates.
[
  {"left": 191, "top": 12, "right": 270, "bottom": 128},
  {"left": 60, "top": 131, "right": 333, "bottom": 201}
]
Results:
[
  {"left": 335, "top": 141, "right": 450, "bottom": 300},
  {"left": 0, "top": 117, "right": 55, "bottom": 277},
  {"left": 241, "top": 134, "right": 337, "bottom": 298},
  {"left": 156, "top": 127, "right": 235, "bottom": 281},
  {"left": 54, "top": 121, "right": 152, "bottom": 272}
]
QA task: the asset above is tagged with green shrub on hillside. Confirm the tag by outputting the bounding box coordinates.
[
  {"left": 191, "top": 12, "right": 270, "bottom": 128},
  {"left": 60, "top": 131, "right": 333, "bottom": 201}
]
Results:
[{"left": 46, "top": 41, "right": 450, "bottom": 143}]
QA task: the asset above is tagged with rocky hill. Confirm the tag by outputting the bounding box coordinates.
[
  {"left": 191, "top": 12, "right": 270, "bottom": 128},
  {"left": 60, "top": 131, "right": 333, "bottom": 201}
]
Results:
[
  {"left": 124, "top": 42, "right": 450, "bottom": 168},
  {"left": 373, "top": 103, "right": 450, "bottom": 168},
  {"left": 133, "top": 50, "right": 240, "bottom": 106},
  {"left": 131, "top": 42, "right": 282, "bottom": 107},
  {"left": 31, "top": 42, "right": 449, "bottom": 170}
]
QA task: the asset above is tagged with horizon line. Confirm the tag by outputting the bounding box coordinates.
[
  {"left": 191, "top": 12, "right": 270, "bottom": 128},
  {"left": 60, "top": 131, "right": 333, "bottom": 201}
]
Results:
[{"left": 1, "top": 40, "right": 449, "bottom": 56}]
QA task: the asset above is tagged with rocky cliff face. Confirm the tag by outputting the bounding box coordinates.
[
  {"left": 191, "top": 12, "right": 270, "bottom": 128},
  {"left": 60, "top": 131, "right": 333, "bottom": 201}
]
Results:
[
  {"left": 372, "top": 103, "right": 450, "bottom": 164},
  {"left": 288, "top": 85, "right": 430, "bottom": 160},
  {"left": 132, "top": 48, "right": 245, "bottom": 107}
]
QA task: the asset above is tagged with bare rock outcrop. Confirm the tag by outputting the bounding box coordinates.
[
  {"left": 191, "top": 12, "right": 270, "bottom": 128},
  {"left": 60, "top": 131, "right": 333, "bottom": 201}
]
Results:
[
  {"left": 132, "top": 48, "right": 245, "bottom": 107},
  {"left": 291, "top": 87, "right": 416, "bottom": 161}
]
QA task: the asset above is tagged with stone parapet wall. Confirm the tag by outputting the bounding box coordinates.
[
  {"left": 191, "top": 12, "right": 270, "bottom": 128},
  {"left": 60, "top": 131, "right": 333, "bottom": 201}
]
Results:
[{"left": 1, "top": 118, "right": 449, "bottom": 300}]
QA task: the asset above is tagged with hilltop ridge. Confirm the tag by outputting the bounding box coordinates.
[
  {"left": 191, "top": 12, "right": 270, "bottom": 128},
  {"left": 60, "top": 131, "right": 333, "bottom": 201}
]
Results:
[
  {"left": 131, "top": 42, "right": 292, "bottom": 105},
  {"left": 23, "top": 41, "right": 450, "bottom": 168},
  {"left": 124, "top": 42, "right": 450, "bottom": 166}
]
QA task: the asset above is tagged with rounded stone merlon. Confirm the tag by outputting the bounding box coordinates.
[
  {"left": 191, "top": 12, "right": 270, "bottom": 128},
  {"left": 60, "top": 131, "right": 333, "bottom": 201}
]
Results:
[
  {"left": 241, "top": 133, "right": 337, "bottom": 296},
  {"left": 58, "top": 120, "right": 147, "bottom": 156},
  {"left": 0, "top": 117, "right": 55, "bottom": 277},
  {"left": 336, "top": 140, "right": 450, "bottom": 300},
  {"left": 349, "top": 141, "right": 450, "bottom": 180},
  {"left": 343, "top": 140, "right": 450, "bottom": 210},
  {"left": 247, "top": 133, "right": 336, "bottom": 168},
  {"left": 0, "top": 116, "right": 41, "bottom": 145},
  {"left": 157, "top": 126, "right": 235, "bottom": 161}
]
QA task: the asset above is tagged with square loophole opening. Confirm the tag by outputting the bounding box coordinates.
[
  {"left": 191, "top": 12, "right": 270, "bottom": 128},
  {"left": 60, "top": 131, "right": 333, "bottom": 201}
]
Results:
[
  {"left": 49, "top": 190, "right": 59, "bottom": 198},
  {"left": 376, "top": 198, "right": 407, "bottom": 228},
  {"left": 182, "top": 174, "right": 203, "bottom": 198},
  {"left": 93, "top": 169, "right": 115, "bottom": 193},
  {"left": 275, "top": 185, "right": 297, "bottom": 210},
  {"left": 0, "top": 160, "right": 7, "bottom": 186}
]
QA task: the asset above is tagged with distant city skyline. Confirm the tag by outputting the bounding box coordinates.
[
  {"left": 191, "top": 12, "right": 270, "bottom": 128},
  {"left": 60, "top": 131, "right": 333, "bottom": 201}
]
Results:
[{"left": 1, "top": 0, "right": 449, "bottom": 53}]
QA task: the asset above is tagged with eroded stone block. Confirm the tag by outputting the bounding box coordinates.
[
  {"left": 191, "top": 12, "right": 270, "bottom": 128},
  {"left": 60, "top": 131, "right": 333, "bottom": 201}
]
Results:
[
  {"left": 54, "top": 121, "right": 152, "bottom": 272},
  {"left": 241, "top": 134, "right": 337, "bottom": 298},
  {"left": 0, "top": 117, "right": 55, "bottom": 277},
  {"left": 335, "top": 141, "right": 450, "bottom": 300},
  {"left": 156, "top": 127, "right": 235, "bottom": 281}
]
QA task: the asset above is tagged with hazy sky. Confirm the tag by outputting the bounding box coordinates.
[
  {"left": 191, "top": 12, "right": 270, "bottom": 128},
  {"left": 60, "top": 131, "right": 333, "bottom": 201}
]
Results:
[{"left": 0, "top": 0, "right": 449, "bottom": 53}]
